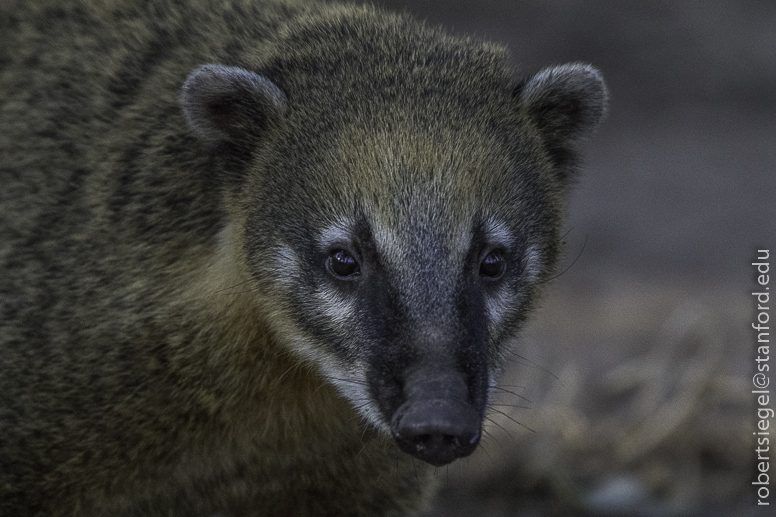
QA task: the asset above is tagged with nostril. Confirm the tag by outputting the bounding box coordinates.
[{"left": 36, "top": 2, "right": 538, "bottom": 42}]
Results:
[
  {"left": 418, "top": 433, "right": 456, "bottom": 448},
  {"left": 397, "top": 426, "right": 477, "bottom": 449},
  {"left": 408, "top": 430, "right": 478, "bottom": 454}
]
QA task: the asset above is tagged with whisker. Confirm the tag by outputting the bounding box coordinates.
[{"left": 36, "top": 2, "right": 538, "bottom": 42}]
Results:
[
  {"left": 354, "top": 442, "right": 369, "bottom": 460},
  {"left": 502, "top": 352, "right": 560, "bottom": 382},
  {"left": 484, "top": 415, "right": 516, "bottom": 443},
  {"left": 326, "top": 376, "right": 369, "bottom": 386},
  {"left": 216, "top": 287, "right": 263, "bottom": 296},
  {"left": 412, "top": 458, "right": 421, "bottom": 495},
  {"left": 475, "top": 436, "right": 494, "bottom": 463},
  {"left": 549, "top": 232, "right": 588, "bottom": 280},
  {"left": 481, "top": 424, "right": 505, "bottom": 449},
  {"left": 489, "top": 407, "right": 535, "bottom": 433},
  {"left": 214, "top": 278, "right": 254, "bottom": 294},
  {"left": 490, "top": 386, "right": 532, "bottom": 403},
  {"left": 488, "top": 403, "right": 532, "bottom": 410},
  {"left": 271, "top": 364, "right": 301, "bottom": 390}
]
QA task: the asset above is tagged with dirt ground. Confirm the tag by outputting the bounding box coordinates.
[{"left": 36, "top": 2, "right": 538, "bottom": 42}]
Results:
[{"left": 376, "top": 1, "right": 776, "bottom": 516}]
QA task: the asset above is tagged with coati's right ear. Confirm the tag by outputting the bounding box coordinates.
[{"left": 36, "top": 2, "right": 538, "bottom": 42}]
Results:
[{"left": 180, "top": 64, "right": 287, "bottom": 148}]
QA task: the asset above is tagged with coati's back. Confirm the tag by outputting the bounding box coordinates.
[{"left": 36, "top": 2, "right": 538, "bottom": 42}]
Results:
[{"left": 0, "top": 0, "right": 607, "bottom": 515}]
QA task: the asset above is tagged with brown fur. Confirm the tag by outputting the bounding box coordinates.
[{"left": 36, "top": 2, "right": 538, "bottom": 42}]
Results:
[{"left": 0, "top": 1, "right": 606, "bottom": 515}]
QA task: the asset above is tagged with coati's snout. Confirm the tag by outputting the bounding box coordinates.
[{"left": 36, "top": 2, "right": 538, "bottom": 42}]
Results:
[
  {"left": 353, "top": 231, "right": 493, "bottom": 466},
  {"left": 389, "top": 367, "right": 482, "bottom": 466}
]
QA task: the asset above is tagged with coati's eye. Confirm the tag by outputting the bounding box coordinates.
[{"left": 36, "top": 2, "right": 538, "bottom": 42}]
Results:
[
  {"left": 479, "top": 250, "right": 506, "bottom": 280},
  {"left": 328, "top": 249, "right": 360, "bottom": 279}
]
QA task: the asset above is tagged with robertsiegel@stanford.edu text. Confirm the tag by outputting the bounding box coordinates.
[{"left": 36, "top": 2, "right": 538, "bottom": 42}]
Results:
[{"left": 753, "top": 249, "right": 771, "bottom": 506}]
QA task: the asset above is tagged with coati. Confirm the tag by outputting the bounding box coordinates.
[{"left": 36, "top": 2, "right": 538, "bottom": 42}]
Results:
[{"left": 0, "top": 0, "right": 608, "bottom": 515}]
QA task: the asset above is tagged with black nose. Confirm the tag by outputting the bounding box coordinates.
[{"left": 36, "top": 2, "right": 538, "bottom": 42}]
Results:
[{"left": 391, "top": 397, "right": 481, "bottom": 466}]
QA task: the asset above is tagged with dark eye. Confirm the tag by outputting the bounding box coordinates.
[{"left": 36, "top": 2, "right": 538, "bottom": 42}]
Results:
[
  {"left": 328, "top": 249, "right": 360, "bottom": 279},
  {"left": 479, "top": 250, "right": 505, "bottom": 280}
]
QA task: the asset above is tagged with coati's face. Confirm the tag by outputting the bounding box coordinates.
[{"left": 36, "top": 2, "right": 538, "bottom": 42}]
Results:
[
  {"left": 181, "top": 12, "right": 607, "bottom": 467},
  {"left": 250, "top": 129, "right": 552, "bottom": 466}
]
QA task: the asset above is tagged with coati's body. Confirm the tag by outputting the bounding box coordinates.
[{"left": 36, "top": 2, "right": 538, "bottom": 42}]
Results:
[{"left": 0, "top": 0, "right": 607, "bottom": 515}]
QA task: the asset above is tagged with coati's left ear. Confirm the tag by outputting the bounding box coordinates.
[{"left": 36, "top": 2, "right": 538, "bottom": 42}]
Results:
[
  {"left": 517, "top": 63, "right": 608, "bottom": 168},
  {"left": 180, "top": 64, "right": 287, "bottom": 148}
]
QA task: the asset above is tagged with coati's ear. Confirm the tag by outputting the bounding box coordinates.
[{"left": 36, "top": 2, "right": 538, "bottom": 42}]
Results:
[
  {"left": 180, "top": 64, "right": 287, "bottom": 148},
  {"left": 517, "top": 63, "right": 608, "bottom": 169}
]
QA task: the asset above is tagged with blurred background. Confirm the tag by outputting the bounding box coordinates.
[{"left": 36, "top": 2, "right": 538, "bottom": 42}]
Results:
[{"left": 376, "top": 1, "right": 775, "bottom": 516}]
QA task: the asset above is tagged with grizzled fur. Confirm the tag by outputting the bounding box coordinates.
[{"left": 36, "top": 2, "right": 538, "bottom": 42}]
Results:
[{"left": 0, "top": 0, "right": 607, "bottom": 515}]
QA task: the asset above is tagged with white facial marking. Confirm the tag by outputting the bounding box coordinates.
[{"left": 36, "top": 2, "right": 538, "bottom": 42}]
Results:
[
  {"left": 481, "top": 218, "right": 542, "bottom": 333},
  {"left": 304, "top": 218, "right": 389, "bottom": 431},
  {"left": 287, "top": 334, "right": 388, "bottom": 431},
  {"left": 371, "top": 217, "right": 404, "bottom": 267},
  {"left": 314, "top": 284, "right": 357, "bottom": 328},
  {"left": 484, "top": 217, "right": 515, "bottom": 248},
  {"left": 485, "top": 284, "right": 517, "bottom": 334},
  {"left": 318, "top": 216, "right": 357, "bottom": 248},
  {"left": 325, "top": 366, "right": 389, "bottom": 432},
  {"left": 523, "top": 244, "right": 542, "bottom": 283},
  {"left": 270, "top": 244, "right": 302, "bottom": 286}
]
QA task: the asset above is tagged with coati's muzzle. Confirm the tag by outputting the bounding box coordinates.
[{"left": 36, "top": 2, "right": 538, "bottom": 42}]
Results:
[{"left": 387, "top": 366, "right": 483, "bottom": 466}]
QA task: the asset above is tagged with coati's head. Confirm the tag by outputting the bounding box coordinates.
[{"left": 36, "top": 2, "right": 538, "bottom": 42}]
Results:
[{"left": 181, "top": 8, "right": 607, "bottom": 467}]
